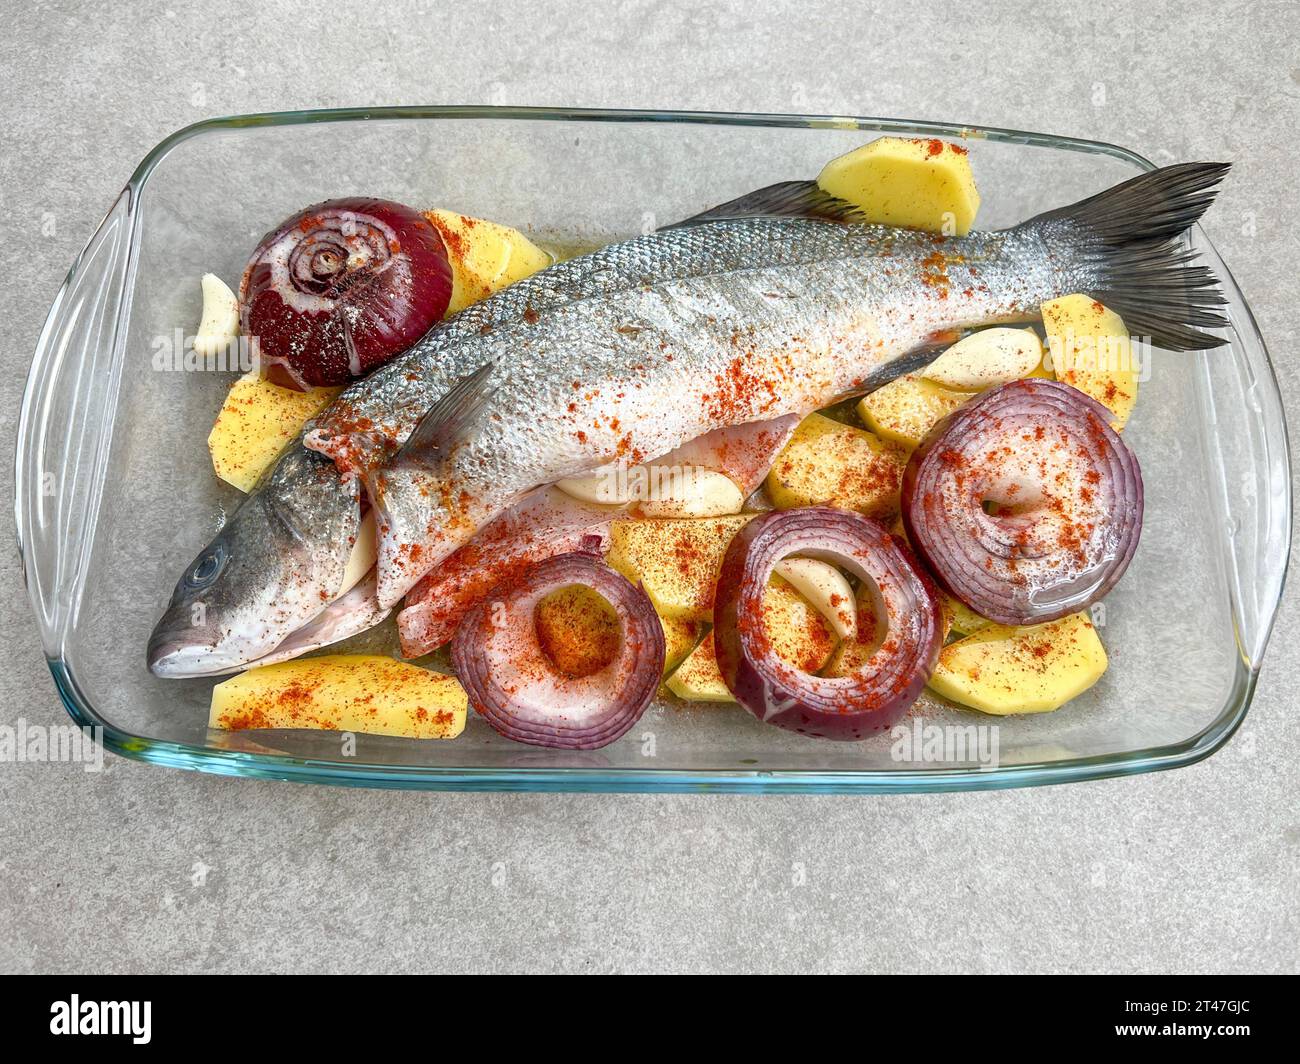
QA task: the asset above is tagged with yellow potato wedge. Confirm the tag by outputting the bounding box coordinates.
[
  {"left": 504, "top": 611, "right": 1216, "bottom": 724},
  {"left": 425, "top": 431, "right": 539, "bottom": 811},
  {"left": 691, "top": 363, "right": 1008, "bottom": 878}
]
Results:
[
  {"left": 424, "top": 209, "right": 552, "bottom": 316},
  {"left": 660, "top": 613, "right": 704, "bottom": 675},
  {"left": 1042, "top": 294, "right": 1139, "bottom": 430},
  {"left": 767, "top": 413, "right": 907, "bottom": 518},
  {"left": 208, "top": 372, "right": 342, "bottom": 492},
  {"left": 928, "top": 612, "right": 1107, "bottom": 715},
  {"left": 209, "top": 654, "right": 467, "bottom": 739},
  {"left": 817, "top": 135, "right": 981, "bottom": 235},
  {"left": 665, "top": 576, "right": 836, "bottom": 701},
  {"left": 606, "top": 514, "right": 752, "bottom": 622},
  {"left": 943, "top": 593, "right": 994, "bottom": 638},
  {"left": 857, "top": 373, "right": 970, "bottom": 450},
  {"left": 666, "top": 632, "right": 734, "bottom": 702}
]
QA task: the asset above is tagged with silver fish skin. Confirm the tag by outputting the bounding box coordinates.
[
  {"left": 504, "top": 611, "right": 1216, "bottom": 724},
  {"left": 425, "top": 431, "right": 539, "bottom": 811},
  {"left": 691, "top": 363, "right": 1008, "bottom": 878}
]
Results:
[
  {"left": 312, "top": 165, "right": 1231, "bottom": 610},
  {"left": 149, "top": 163, "right": 1229, "bottom": 671},
  {"left": 147, "top": 447, "right": 373, "bottom": 677},
  {"left": 317, "top": 219, "right": 1086, "bottom": 608}
]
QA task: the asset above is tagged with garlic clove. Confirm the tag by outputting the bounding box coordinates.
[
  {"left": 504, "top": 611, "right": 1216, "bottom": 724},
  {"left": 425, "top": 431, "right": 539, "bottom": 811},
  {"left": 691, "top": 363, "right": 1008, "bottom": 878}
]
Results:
[
  {"left": 922, "top": 328, "right": 1044, "bottom": 391},
  {"left": 337, "top": 509, "right": 378, "bottom": 600},
  {"left": 555, "top": 465, "right": 626, "bottom": 505},
  {"left": 193, "top": 273, "right": 241, "bottom": 359},
  {"left": 773, "top": 557, "right": 857, "bottom": 641},
  {"left": 635, "top": 470, "right": 744, "bottom": 518},
  {"left": 557, "top": 465, "right": 743, "bottom": 517}
]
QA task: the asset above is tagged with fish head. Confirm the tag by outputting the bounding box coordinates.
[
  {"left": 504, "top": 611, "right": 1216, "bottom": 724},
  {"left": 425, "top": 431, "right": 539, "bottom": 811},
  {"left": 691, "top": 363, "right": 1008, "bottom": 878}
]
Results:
[{"left": 147, "top": 449, "right": 362, "bottom": 677}]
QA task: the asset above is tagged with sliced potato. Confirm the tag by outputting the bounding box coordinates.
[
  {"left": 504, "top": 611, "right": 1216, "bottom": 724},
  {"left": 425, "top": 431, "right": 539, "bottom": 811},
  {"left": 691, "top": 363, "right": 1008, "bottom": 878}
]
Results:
[
  {"left": 857, "top": 373, "right": 970, "bottom": 450},
  {"left": 424, "top": 209, "right": 552, "bottom": 315},
  {"left": 928, "top": 612, "right": 1107, "bottom": 715},
  {"left": 209, "top": 654, "right": 467, "bottom": 738},
  {"left": 665, "top": 576, "right": 836, "bottom": 702},
  {"left": 606, "top": 514, "right": 752, "bottom": 622},
  {"left": 1041, "top": 294, "right": 1139, "bottom": 429},
  {"left": 666, "top": 632, "right": 734, "bottom": 702},
  {"left": 766, "top": 413, "right": 906, "bottom": 518},
  {"left": 761, "top": 574, "right": 838, "bottom": 673},
  {"left": 208, "top": 371, "right": 342, "bottom": 492},
  {"left": 817, "top": 135, "right": 981, "bottom": 235},
  {"left": 943, "top": 592, "right": 994, "bottom": 638},
  {"left": 660, "top": 613, "right": 704, "bottom": 675}
]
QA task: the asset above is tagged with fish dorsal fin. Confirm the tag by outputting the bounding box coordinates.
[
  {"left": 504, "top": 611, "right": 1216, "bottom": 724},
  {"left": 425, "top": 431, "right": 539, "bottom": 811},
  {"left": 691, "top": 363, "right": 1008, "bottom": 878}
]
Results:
[
  {"left": 663, "top": 179, "right": 866, "bottom": 230},
  {"left": 395, "top": 361, "right": 497, "bottom": 468}
]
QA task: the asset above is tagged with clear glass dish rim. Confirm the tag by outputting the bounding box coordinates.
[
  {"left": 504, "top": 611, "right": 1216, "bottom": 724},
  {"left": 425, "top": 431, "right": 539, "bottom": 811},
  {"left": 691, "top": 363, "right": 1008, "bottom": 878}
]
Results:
[{"left": 15, "top": 104, "right": 1292, "bottom": 793}]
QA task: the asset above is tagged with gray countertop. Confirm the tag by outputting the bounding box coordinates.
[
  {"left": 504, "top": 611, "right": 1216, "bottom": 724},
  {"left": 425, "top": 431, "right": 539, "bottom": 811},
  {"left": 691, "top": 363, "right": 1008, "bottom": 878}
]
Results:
[{"left": 1, "top": 0, "right": 1296, "bottom": 973}]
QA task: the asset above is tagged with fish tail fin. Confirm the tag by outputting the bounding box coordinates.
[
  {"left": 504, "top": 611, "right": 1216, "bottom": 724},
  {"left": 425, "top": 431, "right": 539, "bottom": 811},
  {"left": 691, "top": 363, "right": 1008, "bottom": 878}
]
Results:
[{"left": 1026, "top": 162, "right": 1231, "bottom": 351}]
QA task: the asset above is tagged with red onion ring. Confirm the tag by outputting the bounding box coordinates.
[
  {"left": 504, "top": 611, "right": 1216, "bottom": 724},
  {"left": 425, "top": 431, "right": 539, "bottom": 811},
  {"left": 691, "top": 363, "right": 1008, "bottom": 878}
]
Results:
[
  {"left": 240, "top": 197, "right": 452, "bottom": 387},
  {"left": 450, "top": 547, "right": 665, "bottom": 749},
  {"left": 713, "top": 508, "right": 942, "bottom": 740},
  {"left": 901, "top": 378, "right": 1143, "bottom": 626},
  {"left": 398, "top": 488, "right": 616, "bottom": 657}
]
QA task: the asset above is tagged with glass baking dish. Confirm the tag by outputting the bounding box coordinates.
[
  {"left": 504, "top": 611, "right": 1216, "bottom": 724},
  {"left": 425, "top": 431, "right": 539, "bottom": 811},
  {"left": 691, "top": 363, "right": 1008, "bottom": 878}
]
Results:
[{"left": 14, "top": 106, "right": 1291, "bottom": 792}]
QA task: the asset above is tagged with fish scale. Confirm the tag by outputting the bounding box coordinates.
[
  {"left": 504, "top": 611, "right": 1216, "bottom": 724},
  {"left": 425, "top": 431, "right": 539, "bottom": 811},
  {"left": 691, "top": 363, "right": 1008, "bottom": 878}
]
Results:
[
  {"left": 149, "top": 165, "right": 1230, "bottom": 675},
  {"left": 347, "top": 220, "right": 1071, "bottom": 607},
  {"left": 309, "top": 220, "right": 1050, "bottom": 477}
]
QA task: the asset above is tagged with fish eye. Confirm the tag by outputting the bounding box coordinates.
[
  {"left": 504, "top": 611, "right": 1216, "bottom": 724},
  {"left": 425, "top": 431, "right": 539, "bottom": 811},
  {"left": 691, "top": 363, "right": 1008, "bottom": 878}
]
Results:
[{"left": 185, "top": 544, "right": 227, "bottom": 591}]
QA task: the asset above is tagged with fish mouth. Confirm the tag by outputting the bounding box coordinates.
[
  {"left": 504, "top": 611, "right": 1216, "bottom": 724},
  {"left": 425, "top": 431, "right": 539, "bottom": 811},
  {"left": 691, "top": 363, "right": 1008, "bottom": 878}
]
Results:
[
  {"left": 147, "top": 637, "right": 256, "bottom": 678},
  {"left": 147, "top": 615, "right": 277, "bottom": 677}
]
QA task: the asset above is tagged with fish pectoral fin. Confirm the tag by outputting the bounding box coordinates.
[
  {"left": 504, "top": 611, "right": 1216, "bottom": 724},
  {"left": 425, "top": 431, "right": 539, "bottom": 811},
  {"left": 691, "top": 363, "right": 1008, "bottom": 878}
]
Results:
[
  {"left": 662, "top": 179, "right": 866, "bottom": 230},
  {"left": 854, "top": 337, "right": 972, "bottom": 397},
  {"left": 394, "top": 360, "right": 497, "bottom": 470},
  {"left": 250, "top": 571, "right": 392, "bottom": 669},
  {"left": 367, "top": 460, "right": 476, "bottom": 610}
]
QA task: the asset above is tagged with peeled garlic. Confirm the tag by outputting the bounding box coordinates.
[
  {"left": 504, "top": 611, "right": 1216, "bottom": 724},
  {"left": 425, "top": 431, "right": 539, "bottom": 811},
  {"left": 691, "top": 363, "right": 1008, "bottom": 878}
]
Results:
[
  {"left": 336, "top": 509, "right": 377, "bottom": 600},
  {"left": 193, "top": 273, "right": 241, "bottom": 358},
  {"left": 922, "top": 328, "right": 1043, "bottom": 391},
  {"left": 555, "top": 466, "right": 625, "bottom": 506},
  {"left": 636, "top": 470, "right": 744, "bottom": 518},
  {"left": 557, "top": 465, "right": 744, "bottom": 518},
  {"left": 773, "top": 557, "right": 857, "bottom": 640}
]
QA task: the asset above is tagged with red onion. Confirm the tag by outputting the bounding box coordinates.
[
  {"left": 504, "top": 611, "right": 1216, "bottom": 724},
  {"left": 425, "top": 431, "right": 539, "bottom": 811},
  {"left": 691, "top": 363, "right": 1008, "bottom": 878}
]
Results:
[
  {"left": 713, "top": 508, "right": 942, "bottom": 740},
  {"left": 398, "top": 488, "right": 616, "bottom": 657},
  {"left": 902, "top": 378, "right": 1143, "bottom": 625},
  {"left": 240, "top": 197, "right": 452, "bottom": 387},
  {"left": 450, "top": 547, "right": 665, "bottom": 749}
]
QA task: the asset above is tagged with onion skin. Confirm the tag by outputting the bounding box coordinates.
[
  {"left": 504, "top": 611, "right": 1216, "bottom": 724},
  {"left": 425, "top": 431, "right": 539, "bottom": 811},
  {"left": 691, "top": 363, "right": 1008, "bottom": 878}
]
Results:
[
  {"left": 240, "top": 197, "right": 452, "bottom": 387},
  {"left": 450, "top": 550, "right": 665, "bottom": 750},
  {"left": 713, "top": 508, "right": 942, "bottom": 740},
  {"left": 397, "top": 488, "right": 615, "bottom": 658},
  {"left": 902, "top": 378, "right": 1143, "bottom": 626}
]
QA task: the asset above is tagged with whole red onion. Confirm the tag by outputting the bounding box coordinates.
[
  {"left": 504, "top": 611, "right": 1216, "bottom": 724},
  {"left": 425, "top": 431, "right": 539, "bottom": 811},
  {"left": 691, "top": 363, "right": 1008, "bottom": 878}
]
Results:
[
  {"left": 713, "top": 508, "right": 943, "bottom": 740},
  {"left": 240, "top": 197, "right": 452, "bottom": 387},
  {"left": 450, "top": 548, "right": 665, "bottom": 750},
  {"left": 902, "top": 378, "right": 1143, "bottom": 625}
]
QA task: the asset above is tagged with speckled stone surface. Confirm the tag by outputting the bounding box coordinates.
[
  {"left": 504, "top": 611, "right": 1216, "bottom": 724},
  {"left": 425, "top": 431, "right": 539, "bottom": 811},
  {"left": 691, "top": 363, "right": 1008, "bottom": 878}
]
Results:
[{"left": 1, "top": 0, "right": 1297, "bottom": 974}]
